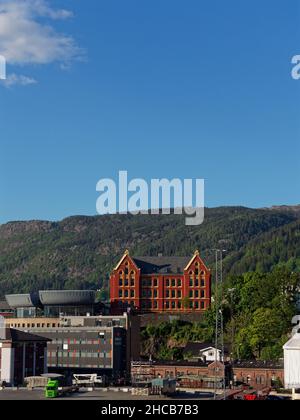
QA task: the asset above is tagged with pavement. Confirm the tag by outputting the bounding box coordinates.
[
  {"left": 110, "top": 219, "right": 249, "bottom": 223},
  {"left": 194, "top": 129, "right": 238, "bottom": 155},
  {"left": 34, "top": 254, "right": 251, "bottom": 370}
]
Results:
[{"left": 0, "top": 388, "right": 215, "bottom": 400}]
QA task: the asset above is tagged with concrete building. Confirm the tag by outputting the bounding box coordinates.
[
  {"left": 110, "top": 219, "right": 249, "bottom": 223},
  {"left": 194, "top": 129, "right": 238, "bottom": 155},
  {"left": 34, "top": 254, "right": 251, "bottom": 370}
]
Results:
[
  {"left": 110, "top": 250, "right": 211, "bottom": 314},
  {"left": 5, "top": 291, "right": 140, "bottom": 381},
  {"left": 0, "top": 317, "right": 49, "bottom": 386},
  {"left": 283, "top": 333, "right": 300, "bottom": 389}
]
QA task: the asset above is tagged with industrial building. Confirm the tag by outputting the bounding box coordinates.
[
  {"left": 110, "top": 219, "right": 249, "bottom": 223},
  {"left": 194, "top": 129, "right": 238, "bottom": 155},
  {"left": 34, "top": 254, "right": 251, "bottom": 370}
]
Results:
[
  {"left": 4, "top": 290, "right": 140, "bottom": 381},
  {"left": 110, "top": 250, "right": 211, "bottom": 314},
  {"left": 0, "top": 316, "right": 49, "bottom": 386},
  {"left": 283, "top": 332, "right": 300, "bottom": 389},
  {"left": 5, "top": 289, "right": 101, "bottom": 318}
]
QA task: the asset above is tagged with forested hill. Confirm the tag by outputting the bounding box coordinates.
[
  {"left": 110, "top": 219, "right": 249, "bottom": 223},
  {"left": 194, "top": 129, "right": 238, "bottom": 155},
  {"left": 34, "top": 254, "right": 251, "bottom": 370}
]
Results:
[{"left": 0, "top": 205, "right": 299, "bottom": 297}]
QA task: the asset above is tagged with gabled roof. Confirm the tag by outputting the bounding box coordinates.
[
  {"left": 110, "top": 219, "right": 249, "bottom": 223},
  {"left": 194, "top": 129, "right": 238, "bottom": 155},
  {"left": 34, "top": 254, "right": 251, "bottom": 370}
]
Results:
[
  {"left": 183, "top": 341, "right": 229, "bottom": 355},
  {"left": 184, "top": 341, "right": 219, "bottom": 355},
  {"left": 132, "top": 256, "right": 191, "bottom": 274},
  {"left": 114, "top": 250, "right": 210, "bottom": 275}
]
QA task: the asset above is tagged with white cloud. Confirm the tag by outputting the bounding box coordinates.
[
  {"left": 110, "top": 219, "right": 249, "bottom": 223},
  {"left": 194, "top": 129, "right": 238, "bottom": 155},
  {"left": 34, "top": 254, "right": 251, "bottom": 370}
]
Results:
[
  {"left": 0, "top": 0, "right": 83, "bottom": 85},
  {"left": 2, "top": 72, "right": 37, "bottom": 87}
]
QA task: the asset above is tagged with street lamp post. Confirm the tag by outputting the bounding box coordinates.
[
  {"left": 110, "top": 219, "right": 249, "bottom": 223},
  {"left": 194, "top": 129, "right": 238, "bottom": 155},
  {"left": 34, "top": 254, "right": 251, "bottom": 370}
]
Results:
[{"left": 213, "top": 248, "right": 226, "bottom": 400}]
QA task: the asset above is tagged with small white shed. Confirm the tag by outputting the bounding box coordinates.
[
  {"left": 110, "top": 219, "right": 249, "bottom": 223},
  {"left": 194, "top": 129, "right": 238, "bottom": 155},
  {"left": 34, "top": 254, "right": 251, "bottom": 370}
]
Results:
[{"left": 283, "top": 333, "right": 300, "bottom": 389}]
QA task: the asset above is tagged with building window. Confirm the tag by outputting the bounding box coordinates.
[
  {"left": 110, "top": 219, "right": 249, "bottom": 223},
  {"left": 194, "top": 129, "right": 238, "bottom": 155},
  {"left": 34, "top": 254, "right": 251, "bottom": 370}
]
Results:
[
  {"left": 201, "top": 279, "right": 205, "bottom": 287},
  {"left": 124, "top": 278, "right": 129, "bottom": 286},
  {"left": 195, "top": 290, "right": 199, "bottom": 298},
  {"left": 166, "top": 290, "right": 170, "bottom": 298},
  {"left": 195, "top": 301, "right": 199, "bottom": 309},
  {"left": 195, "top": 279, "right": 199, "bottom": 287},
  {"left": 177, "top": 290, "right": 182, "bottom": 298},
  {"left": 189, "top": 279, "right": 193, "bottom": 287},
  {"left": 130, "top": 278, "right": 135, "bottom": 287},
  {"left": 166, "top": 278, "right": 170, "bottom": 287},
  {"left": 189, "top": 290, "right": 193, "bottom": 298},
  {"left": 171, "top": 290, "right": 176, "bottom": 298},
  {"left": 201, "top": 290, "right": 205, "bottom": 298},
  {"left": 153, "top": 301, "right": 158, "bottom": 309},
  {"left": 153, "top": 289, "right": 158, "bottom": 298},
  {"left": 177, "top": 279, "right": 182, "bottom": 287},
  {"left": 200, "top": 301, "right": 205, "bottom": 309},
  {"left": 124, "top": 289, "right": 129, "bottom": 298},
  {"left": 130, "top": 290, "right": 135, "bottom": 298},
  {"left": 119, "top": 279, "right": 123, "bottom": 287},
  {"left": 119, "top": 290, "right": 123, "bottom": 298},
  {"left": 171, "top": 278, "right": 176, "bottom": 287},
  {"left": 166, "top": 301, "right": 170, "bottom": 309},
  {"left": 178, "top": 301, "right": 182, "bottom": 309},
  {"left": 153, "top": 278, "right": 158, "bottom": 287},
  {"left": 171, "top": 301, "right": 176, "bottom": 309}
]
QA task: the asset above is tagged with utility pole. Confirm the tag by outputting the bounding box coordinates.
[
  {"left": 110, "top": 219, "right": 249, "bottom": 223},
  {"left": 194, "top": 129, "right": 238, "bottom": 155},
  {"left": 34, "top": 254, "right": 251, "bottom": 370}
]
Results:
[{"left": 213, "top": 248, "right": 226, "bottom": 400}]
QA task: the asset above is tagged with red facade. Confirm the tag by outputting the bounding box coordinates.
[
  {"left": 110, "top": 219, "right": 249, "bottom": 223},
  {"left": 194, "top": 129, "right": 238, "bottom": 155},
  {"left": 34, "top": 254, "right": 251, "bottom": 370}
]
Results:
[{"left": 110, "top": 250, "right": 211, "bottom": 314}]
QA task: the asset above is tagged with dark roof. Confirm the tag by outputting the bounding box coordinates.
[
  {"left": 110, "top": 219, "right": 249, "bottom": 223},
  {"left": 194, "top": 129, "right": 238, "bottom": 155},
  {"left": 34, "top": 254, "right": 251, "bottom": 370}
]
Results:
[
  {"left": 184, "top": 341, "right": 229, "bottom": 355},
  {"left": 133, "top": 256, "right": 191, "bottom": 274},
  {"left": 233, "top": 360, "right": 284, "bottom": 369},
  {"left": 0, "top": 300, "right": 12, "bottom": 311},
  {"left": 3, "top": 328, "right": 51, "bottom": 343},
  {"left": 132, "top": 359, "right": 210, "bottom": 368}
]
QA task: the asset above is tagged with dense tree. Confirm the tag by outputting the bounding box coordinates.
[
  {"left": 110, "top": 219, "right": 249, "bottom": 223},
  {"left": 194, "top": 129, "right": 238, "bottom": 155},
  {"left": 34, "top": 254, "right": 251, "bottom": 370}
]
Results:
[{"left": 141, "top": 266, "right": 300, "bottom": 361}]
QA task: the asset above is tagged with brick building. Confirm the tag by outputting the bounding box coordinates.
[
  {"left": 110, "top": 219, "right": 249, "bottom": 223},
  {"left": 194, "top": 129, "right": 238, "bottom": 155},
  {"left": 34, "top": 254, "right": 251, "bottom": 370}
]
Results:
[
  {"left": 110, "top": 250, "right": 211, "bottom": 314},
  {"left": 232, "top": 360, "right": 284, "bottom": 388},
  {"left": 131, "top": 360, "right": 226, "bottom": 389},
  {"left": 131, "top": 360, "right": 284, "bottom": 390}
]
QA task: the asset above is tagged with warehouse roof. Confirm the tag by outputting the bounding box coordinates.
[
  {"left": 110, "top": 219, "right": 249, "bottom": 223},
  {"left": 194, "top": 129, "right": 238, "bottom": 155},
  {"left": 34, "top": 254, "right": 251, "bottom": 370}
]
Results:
[{"left": 5, "top": 290, "right": 96, "bottom": 308}]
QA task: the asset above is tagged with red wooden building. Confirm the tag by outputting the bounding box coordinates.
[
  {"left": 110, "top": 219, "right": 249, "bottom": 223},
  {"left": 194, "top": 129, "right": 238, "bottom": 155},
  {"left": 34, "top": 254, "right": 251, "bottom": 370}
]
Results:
[{"left": 110, "top": 250, "right": 211, "bottom": 314}]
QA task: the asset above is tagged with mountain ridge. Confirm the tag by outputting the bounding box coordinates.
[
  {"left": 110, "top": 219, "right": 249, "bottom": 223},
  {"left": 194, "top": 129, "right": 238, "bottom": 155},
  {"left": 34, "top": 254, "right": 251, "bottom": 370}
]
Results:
[{"left": 0, "top": 205, "right": 299, "bottom": 297}]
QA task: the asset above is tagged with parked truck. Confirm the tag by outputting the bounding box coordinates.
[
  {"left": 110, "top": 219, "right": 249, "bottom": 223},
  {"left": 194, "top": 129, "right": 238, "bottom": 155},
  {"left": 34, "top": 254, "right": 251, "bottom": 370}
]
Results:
[
  {"left": 44, "top": 374, "right": 78, "bottom": 398},
  {"left": 72, "top": 374, "right": 107, "bottom": 387}
]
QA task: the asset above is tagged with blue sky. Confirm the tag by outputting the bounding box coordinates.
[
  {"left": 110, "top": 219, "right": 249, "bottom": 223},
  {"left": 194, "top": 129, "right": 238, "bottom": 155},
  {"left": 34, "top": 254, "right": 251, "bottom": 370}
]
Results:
[{"left": 0, "top": 0, "right": 299, "bottom": 223}]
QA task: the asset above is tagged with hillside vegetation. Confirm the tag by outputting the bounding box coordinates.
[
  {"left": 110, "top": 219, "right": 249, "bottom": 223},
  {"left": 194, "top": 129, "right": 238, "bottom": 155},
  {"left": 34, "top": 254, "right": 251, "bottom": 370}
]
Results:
[
  {"left": 141, "top": 266, "right": 300, "bottom": 360},
  {"left": 0, "top": 206, "right": 299, "bottom": 297}
]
